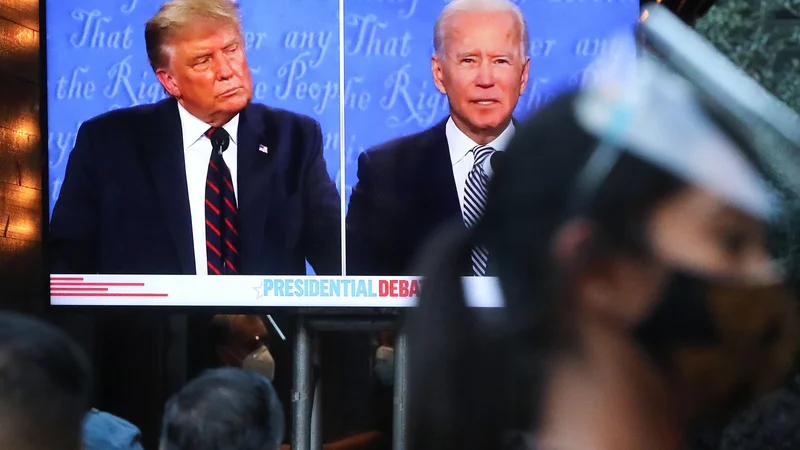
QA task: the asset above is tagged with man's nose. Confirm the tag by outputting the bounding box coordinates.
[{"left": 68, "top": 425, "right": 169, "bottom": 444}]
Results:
[
  {"left": 474, "top": 62, "right": 495, "bottom": 87},
  {"left": 215, "top": 55, "right": 235, "bottom": 80}
]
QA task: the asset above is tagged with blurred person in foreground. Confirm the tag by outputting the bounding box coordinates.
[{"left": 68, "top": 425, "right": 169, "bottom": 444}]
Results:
[
  {"left": 407, "top": 51, "right": 800, "bottom": 450},
  {"left": 160, "top": 368, "right": 284, "bottom": 450},
  {"left": 347, "top": 0, "right": 529, "bottom": 276},
  {"left": 0, "top": 312, "right": 92, "bottom": 450}
]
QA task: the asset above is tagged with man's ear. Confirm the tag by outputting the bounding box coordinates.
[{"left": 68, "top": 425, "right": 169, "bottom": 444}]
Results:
[
  {"left": 156, "top": 69, "right": 181, "bottom": 98},
  {"left": 431, "top": 55, "right": 447, "bottom": 95},
  {"left": 519, "top": 56, "right": 530, "bottom": 95}
]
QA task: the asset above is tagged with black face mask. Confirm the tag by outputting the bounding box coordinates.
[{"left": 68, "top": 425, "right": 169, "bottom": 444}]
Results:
[{"left": 633, "top": 270, "right": 799, "bottom": 423}]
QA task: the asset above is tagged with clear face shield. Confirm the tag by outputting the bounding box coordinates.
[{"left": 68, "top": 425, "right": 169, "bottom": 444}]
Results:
[
  {"left": 562, "top": 11, "right": 799, "bottom": 422},
  {"left": 573, "top": 33, "right": 775, "bottom": 227},
  {"left": 639, "top": 3, "right": 800, "bottom": 276}
]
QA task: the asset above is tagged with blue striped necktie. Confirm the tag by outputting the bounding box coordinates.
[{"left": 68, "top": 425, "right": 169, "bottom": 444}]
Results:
[
  {"left": 462, "top": 145, "right": 496, "bottom": 276},
  {"left": 204, "top": 127, "right": 240, "bottom": 275}
]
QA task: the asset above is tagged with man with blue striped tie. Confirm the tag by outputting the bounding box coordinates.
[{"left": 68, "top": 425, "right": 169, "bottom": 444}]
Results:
[
  {"left": 347, "top": 0, "right": 530, "bottom": 276},
  {"left": 461, "top": 144, "right": 497, "bottom": 275},
  {"left": 343, "top": 1, "right": 531, "bottom": 445}
]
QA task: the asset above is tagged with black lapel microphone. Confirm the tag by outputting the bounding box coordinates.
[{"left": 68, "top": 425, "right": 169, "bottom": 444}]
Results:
[{"left": 210, "top": 128, "right": 230, "bottom": 156}]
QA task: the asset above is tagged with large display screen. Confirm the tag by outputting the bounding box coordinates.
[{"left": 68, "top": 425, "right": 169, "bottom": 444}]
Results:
[{"left": 46, "top": 0, "right": 637, "bottom": 307}]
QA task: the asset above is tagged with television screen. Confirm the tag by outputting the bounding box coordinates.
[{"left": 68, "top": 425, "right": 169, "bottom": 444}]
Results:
[{"left": 45, "top": 0, "right": 638, "bottom": 307}]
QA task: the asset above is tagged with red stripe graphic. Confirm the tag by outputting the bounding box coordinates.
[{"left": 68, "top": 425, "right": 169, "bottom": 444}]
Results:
[
  {"left": 51, "top": 287, "right": 109, "bottom": 291},
  {"left": 224, "top": 178, "right": 234, "bottom": 192},
  {"left": 50, "top": 282, "right": 145, "bottom": 286},
  {"left": 52, "top": 293, "right": 169, "bottom": 297},
  {"left": 49, "top": 278, "right": 168, "bottom": 298},
  {"left": 210, "top": 160, "right": 218, "bottom": 171}
]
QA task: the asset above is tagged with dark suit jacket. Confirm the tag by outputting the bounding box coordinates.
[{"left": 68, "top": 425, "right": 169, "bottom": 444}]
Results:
[
  {"left": 50, "top": 97, "right": 341, "bottom": 275},
  {"left": 346, "top": 118, "right": 473, "bottom": 276}
]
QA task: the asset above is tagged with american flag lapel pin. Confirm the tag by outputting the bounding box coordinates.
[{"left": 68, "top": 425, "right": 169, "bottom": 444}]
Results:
[{"left": 258, "top": 144, "right": 269, "bottom": 155}]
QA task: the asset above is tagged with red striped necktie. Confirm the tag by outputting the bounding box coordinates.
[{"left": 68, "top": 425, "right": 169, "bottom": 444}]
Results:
[{"left": 204, "top": 127, "right": 240, "bottom": 275}]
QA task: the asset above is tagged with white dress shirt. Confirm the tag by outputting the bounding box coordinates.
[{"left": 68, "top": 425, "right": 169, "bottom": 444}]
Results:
[
  {"left": 177, "top": 102, "right": 240, "bottom": 276},
  {"left": 445, "top": 116, "right": 515, "bottom": 213}
]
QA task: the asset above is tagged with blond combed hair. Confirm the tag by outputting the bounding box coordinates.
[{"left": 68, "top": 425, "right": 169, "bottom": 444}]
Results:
[{"left": 145, "top": 0, "right": 242, "bottom": 71}]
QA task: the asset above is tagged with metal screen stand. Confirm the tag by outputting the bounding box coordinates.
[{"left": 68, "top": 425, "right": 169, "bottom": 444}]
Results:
[
  {"left": 291, "top": 315, "right": 407, "bottom": 450},
  {"left": 291, "top": 316, "right": 313, "bottom": 450},
  {"left": 392, "top": 327, "right": 407, "bottom": 450},
  {"left": 310, "top": 333, "right": 323, "bottom": 450},
  {"left": 310, "top": 377, "right": 323, "bottom": 450}
]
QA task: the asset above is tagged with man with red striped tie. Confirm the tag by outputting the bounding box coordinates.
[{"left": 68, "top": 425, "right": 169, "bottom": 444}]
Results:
[
  {"left": 50, "top": 0, "right": 341, "bottom": 277},
  {"left": 203, "top": 127, "right": 241, "bottom": 276},
  {"left": 49, "top": 0, "right": 342, "bottom": 444}
]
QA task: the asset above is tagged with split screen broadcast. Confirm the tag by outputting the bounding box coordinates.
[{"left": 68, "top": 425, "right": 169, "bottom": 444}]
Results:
[{"left": 46, "top": 0, "right": 638, "bottom": 306}]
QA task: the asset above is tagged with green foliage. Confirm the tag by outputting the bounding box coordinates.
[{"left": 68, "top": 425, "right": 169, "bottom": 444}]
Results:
[{"left": 695, "top": 0, "right": 800, "bottom": 112}]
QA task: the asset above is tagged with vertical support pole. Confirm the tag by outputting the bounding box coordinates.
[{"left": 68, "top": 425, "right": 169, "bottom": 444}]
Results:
[
  {"left": 310, "top": 333, "right": 323, "bottom": 450},
  {"left": 292, "top": 316, "right": 313, "bottom": 450},
  {"left": 392, "top": 327, "right": 408, "bottom": 450}
]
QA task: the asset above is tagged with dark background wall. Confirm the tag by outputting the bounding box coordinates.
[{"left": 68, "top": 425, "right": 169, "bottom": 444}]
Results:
[
  {"left": 0, "top": 6, "right": 172, "bottom": 446},
  {"left": 0, "top": 0, "right": 44, "bottom": 315}
]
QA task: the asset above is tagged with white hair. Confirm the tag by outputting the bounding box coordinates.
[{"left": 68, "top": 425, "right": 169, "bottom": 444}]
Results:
[{"left": 433, "top": 0, "right": 529, "bottom": 59}]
